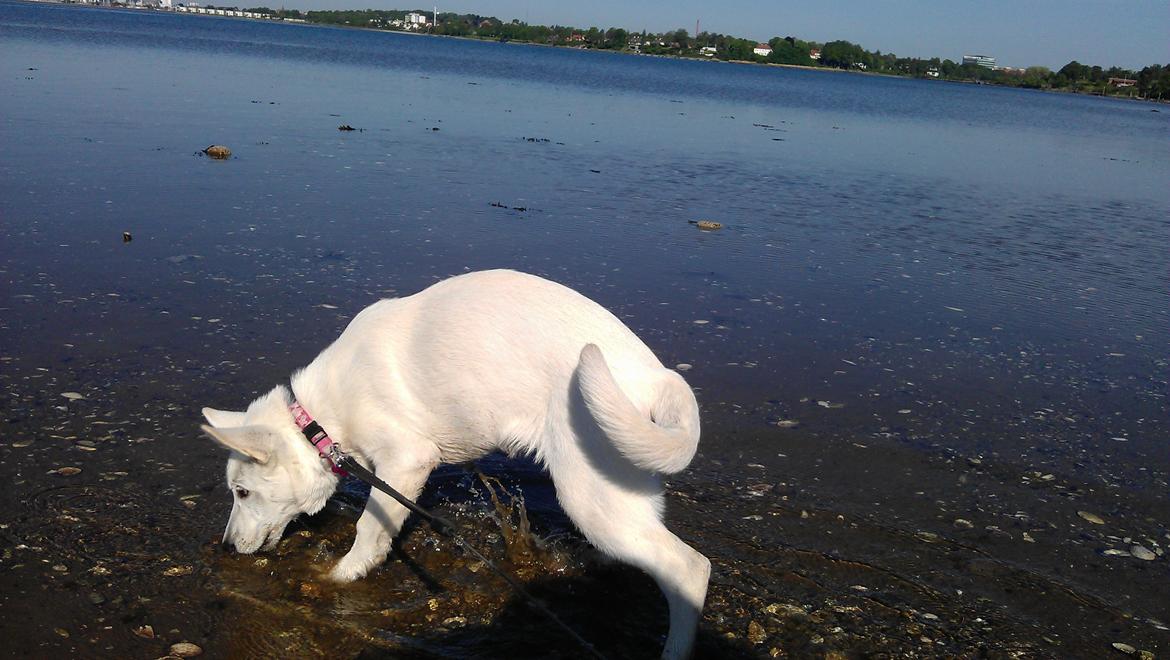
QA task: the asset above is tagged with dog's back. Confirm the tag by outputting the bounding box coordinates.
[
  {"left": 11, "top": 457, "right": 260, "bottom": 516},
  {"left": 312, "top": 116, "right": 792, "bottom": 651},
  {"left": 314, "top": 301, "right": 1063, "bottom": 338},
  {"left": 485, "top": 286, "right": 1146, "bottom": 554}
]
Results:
[{"left": 318, "top": 270, "right": 693, "bottom": 465}]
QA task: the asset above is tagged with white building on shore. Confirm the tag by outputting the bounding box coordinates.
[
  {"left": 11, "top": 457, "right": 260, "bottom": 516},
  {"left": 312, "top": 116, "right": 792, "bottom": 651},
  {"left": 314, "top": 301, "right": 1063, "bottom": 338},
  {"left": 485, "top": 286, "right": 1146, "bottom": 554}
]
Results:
[{"left": 962, "top": 54, "right": 996, "bottom": 69}]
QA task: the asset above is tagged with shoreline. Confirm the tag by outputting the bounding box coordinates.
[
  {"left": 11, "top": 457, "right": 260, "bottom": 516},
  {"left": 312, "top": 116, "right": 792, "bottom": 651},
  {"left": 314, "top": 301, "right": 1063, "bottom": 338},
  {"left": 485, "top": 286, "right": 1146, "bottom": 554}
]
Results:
[{"left": 21, "top": 0, "right": 1165, "bottom": 105}]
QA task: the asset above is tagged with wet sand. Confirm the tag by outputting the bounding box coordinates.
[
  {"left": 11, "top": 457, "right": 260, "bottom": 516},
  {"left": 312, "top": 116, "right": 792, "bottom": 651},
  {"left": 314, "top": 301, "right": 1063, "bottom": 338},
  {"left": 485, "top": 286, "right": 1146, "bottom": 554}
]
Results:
[{"left": 2, "top": 366, "right": 1166, "bottom": 658}]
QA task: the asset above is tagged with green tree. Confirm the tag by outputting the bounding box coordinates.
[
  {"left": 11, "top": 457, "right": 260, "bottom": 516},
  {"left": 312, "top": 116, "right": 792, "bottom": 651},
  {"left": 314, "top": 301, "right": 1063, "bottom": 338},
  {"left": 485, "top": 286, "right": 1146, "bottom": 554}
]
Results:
[
  {"left": 821, "top": 40, "right": 864, "bottom": 69},
  {"left": 605, "top": 28, "right": 628, "bottom": 49},
  {"left": 767, "top": 36, "right": 813, "bottom": 65}
]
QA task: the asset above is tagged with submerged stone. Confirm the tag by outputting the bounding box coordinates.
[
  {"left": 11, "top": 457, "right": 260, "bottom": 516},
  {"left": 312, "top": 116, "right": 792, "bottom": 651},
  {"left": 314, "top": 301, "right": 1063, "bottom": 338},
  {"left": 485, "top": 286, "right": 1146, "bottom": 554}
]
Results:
[{"left": 202, "top": 145, "right": 231, "bottom": 159}]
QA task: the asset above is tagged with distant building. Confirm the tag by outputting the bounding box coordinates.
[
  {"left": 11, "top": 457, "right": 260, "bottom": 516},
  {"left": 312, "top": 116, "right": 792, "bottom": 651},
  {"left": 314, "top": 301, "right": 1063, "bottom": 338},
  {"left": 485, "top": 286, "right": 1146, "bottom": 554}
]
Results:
[
  {"left": 405, "top": 12, "right": 429, "bottom": 26},
  {"left": 926, "top": 67, "right": 940, "bottom": 78},
  {"left": 699, "top": 46, "right": 716, "bottom": 57},
  {"left": 962, "top": 54, "right": 996, "bottom": 69},
  {"left": 1109, "top": 77, "right": 1137, "bottom": 87},
  {"left": 567, "top": 32, "right": 585, "bottom": 43},
  {"left": 808, "top": 48, "right": 821, "bottom": 60},
  {"left": 753, "top": 43, "right": 771, "bottom": 57}
]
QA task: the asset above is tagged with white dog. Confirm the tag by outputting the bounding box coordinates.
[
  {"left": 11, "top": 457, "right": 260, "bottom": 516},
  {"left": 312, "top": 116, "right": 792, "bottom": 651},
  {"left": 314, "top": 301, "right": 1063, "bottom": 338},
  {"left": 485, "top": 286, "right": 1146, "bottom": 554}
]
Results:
[{"left": 200, "top": 269, "right": 710, "bottom": 659}]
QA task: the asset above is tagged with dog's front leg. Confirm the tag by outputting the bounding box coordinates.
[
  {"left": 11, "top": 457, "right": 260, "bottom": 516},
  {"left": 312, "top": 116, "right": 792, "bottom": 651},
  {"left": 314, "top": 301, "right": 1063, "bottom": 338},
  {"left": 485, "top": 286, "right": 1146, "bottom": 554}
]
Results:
[{"left": 330, "top": 447, "right": 438, "bottom": 582}]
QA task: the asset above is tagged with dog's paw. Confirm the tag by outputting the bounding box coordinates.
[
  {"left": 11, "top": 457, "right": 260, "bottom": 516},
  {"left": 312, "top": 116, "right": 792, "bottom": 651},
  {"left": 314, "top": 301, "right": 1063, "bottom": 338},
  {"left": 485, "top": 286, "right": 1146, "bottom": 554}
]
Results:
[{"left": 328, "top": 555, "right": 369, "bottom": 583}]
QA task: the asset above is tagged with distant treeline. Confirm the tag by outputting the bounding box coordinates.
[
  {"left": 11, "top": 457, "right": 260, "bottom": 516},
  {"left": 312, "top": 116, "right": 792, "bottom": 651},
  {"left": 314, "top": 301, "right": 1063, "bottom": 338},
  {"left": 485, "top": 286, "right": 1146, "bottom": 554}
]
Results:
[{"left": 232, "top": 6, "right": 1170, "bottom": 100}]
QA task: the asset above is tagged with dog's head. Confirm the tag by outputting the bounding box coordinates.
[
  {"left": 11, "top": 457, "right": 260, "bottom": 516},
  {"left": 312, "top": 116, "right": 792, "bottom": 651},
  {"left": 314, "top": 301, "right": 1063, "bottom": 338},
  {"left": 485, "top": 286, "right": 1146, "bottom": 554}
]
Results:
[{"left": 201, "top": 387, "right": 337, "bottom": 554}]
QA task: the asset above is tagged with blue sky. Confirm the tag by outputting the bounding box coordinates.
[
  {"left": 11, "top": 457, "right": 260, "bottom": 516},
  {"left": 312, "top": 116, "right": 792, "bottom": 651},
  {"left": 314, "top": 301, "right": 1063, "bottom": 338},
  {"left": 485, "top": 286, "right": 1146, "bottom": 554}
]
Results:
[{"left": 282, "top": 0, "right": 1168, "bottom": 70}]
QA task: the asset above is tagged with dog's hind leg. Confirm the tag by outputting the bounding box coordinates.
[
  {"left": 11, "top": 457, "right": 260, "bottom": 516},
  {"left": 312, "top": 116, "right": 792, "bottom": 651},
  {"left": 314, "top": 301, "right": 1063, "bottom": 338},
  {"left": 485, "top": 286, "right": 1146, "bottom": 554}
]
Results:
[
  {"left": 648, "top": 530, "right": 711, "bottom": 660},
  {"left": 330, "top": 443, "right": 439, "bottom": 582},
  {"left": 611, "top": 522, "right": 709, "bottom": 660},
  {"left": 557, "top": 481, "right": 710, "bottom": 660}
]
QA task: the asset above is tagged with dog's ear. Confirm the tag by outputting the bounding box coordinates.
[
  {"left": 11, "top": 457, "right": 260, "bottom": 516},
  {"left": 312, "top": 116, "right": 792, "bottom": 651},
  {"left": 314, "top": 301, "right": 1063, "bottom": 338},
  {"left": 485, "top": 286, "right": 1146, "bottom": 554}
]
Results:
[
  {"left": 200, "top": 424, "right": 273, "bottom": 464},
  {"left": 202, "top": 407, "right": 247, "bottom": 429}
]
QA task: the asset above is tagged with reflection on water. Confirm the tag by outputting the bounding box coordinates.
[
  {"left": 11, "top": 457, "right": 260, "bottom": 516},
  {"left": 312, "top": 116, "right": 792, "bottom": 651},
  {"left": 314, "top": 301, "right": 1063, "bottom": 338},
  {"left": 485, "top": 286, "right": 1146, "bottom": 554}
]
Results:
[{"left": 1, "top": 0, "right": 1168, "bottom": 656}]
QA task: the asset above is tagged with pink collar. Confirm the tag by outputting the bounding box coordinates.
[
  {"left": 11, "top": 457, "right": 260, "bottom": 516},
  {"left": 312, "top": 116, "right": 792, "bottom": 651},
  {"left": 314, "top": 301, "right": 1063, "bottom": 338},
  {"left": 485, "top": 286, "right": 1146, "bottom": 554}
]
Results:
[{"left": 289, "top": 400, "right": 347, "bottom": 476}]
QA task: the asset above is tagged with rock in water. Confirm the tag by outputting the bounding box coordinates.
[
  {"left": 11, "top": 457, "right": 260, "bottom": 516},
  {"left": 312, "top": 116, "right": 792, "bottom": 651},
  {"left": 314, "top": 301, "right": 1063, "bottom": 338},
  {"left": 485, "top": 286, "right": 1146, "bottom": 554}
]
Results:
[
  {"left": 690, "top": 220, "right": 723, "bottom": 231},
  {"left": 1077, "top": 510, "right": 1106, "bottom": 525},
  {"left": 203, "top": 145, "right": 231, "bottom": 159},
  {"left": 132, "top": 625, "right": 155, "bottom": 639},
  {"left": 169, "top": 641, "right": 203, "bottom": 657},
  {"left": 1131, "top": 545, "right": 1156, "bottom": 561}
]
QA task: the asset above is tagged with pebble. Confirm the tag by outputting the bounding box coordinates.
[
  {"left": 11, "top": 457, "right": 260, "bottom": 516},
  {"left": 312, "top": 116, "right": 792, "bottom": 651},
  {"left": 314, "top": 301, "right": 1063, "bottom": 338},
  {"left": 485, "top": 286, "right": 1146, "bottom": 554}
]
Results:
[
  {"left": 169, "top": 641, "right": 203, "bottom": 657},
  {"left": 61, "top": 392, "right": 84, "bottom": 400},
  {"left": 442, "top": 616, "right": 467, "bottom": 627},
  {"left": 675, "top": 363, "right": 692, "bottom": 371},
  {"left": 49, "top": 467, "right": 82, "bottom": 476},
  {"left": 953, "top": 519, "right": 973, "bottom": 530},
  {"left": 916, "top": 531, "right": 941, "bottom": 543},
  {"left": 764, "top": 602, "right": 806, "bottom": 618},
  {"left": 1112, "top": 642, "right": 1136, "bottom": 655},
  {"left": 88, "top": 592, "right": 105, "bottom": 605},
  {"left": 747, "top": 620, "right": 766, "bottom": 644},
  {"left": 775, "top": 420, "right": 800, "bottom": 428},
  {"left": 202, "top": 145, "right": 231, "bottom": 159},
  {"left": 133, "top": 625, "right": 155, "bottom": 639},
  {"left": 162, "top": 565, "right": 193, "bottom": 577},
  {"left": 692, "top": 220, "right": 723, "bottom": 231},
  {"left": 1078, "top": 511, "right": 1106, "bottom": 525},
  {"left": 1131, "top": 546, "right": 1156, "bottom": 561}
]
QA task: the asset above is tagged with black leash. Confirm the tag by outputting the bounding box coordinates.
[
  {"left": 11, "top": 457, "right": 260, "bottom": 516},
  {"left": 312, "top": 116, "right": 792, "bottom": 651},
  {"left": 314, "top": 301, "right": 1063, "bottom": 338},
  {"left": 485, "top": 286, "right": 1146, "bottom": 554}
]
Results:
[{"left": 336, "top": 455, "right": 606, "bottom": 660}]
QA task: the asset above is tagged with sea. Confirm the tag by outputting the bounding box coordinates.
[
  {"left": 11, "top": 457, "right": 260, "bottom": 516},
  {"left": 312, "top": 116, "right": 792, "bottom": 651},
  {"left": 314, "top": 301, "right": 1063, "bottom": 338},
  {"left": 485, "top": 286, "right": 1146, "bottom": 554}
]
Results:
[{"left": 1, "top": 1, "right": 1167, "bottom": 657}]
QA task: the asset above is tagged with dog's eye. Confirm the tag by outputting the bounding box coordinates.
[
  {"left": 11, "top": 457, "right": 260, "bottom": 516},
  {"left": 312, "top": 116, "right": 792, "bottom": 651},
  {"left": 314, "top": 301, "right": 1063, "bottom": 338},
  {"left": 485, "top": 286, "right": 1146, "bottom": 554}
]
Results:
[{"left": 235, "top": 488, "right": 250, "bottom": 499}]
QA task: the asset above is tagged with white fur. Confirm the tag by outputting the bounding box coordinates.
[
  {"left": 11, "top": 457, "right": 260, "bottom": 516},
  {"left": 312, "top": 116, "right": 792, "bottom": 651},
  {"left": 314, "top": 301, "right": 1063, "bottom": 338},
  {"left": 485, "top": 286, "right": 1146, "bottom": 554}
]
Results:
[{"left": 201, "top": 269, "right": 710, "bottom": 659}]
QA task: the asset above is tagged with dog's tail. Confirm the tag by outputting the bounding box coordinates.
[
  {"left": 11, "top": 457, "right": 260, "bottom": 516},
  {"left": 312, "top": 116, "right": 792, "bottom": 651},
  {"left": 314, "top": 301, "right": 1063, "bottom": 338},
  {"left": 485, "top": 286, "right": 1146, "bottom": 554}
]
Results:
[{"left": 576, "top": 343, "right": 700, "bottom": 474}]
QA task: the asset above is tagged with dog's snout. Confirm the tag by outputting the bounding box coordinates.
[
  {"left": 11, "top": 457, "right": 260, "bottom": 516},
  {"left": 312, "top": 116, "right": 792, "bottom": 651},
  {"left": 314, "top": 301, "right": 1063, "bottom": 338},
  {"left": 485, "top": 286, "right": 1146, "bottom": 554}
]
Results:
[{"left": 221, "top": 539, "right": 235, "bottom": 552}]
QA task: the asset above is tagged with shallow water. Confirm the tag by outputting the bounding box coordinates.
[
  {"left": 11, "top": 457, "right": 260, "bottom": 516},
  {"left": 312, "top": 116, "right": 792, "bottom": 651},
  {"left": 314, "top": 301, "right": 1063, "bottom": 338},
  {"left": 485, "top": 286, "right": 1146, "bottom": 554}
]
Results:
[{"left": 1, "top": 1, "right": 1168, "bottom": 657}]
